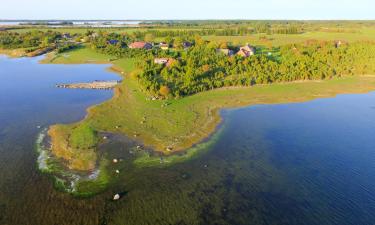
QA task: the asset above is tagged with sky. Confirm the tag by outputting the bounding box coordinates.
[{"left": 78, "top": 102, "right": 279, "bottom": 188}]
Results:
[{"left": 0, "top": 0, "right": 374, "bottom": 20}]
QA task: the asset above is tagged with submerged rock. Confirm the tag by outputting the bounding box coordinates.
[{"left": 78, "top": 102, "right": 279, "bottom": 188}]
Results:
[{"left": 113, "top": 194, "right": 120, "bottom": 200}]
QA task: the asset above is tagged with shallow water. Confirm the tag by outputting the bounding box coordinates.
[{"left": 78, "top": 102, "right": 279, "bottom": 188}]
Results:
[{"left": 1, "top": 55, "right": 375, "bottom": 225}]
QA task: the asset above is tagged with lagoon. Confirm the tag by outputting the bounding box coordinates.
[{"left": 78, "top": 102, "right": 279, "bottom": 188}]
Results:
[{"left": 0, "top": 55, "right": 375, "bottom": 224}]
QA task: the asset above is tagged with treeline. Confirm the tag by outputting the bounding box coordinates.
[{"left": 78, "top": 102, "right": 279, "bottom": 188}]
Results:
[
  {"left": 89, "top": 31, "right": 192, "bottom": 58},
  {"left": 136, "top": 41, "right": 375, "bottom": 97},
  {"left": 0, "top": 31, "right": 61, "bottom": 49},
  {"left": 131, "top": 26, "right": 301, "bottom": 40}
]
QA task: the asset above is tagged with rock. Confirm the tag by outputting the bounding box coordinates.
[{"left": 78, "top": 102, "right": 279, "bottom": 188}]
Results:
[
  {"left": 166, "top": 147, "right": 173, "bottom": 152},
  {"left": 103, "top": 136, "right": 108, "bottom": 140},
  {"left": 36, "top": 125, "right": 41, "bottom": 129},
  {"left": 115, "top": 170, "right": 120, "bottom": 174},
  {"left": 113, "top": 194, "right": 120, "bottom": 200},
  {"left": 136, "top": 145, "right": 141, "bottom": 149},
  {"left": 204, "top": 164, "right": 208, "bottom": 168},
  {"left": 113, "top": 159, "right": 118, "bottom": 163}
]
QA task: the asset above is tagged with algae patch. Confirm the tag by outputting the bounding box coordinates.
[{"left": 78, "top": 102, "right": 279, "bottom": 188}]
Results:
[{"left": 35, "top": 128, "right": 110, "bottom": 196}]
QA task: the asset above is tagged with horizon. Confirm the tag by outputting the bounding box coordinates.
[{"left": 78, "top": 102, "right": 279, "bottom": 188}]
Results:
[
  {"left": 1, "top": 19, "right": 375, "bottom": 21},
  {"left": 0, "top": 0, "right": 374, "bottom": 20}
]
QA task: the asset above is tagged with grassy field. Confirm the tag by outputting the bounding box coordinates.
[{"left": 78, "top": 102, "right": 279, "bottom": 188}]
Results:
[
  {"left": 204, "top": 29, "right": 375, "bottom": 47},
  {"left": 11, "top": 25, "right": 375, "bottom": 48},
  {"left": 44, "top": 46, "right": 375, "bottom": 173}
]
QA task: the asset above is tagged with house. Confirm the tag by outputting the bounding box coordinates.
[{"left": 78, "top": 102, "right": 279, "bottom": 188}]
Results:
[
  {"left": 154, "top": 58, "right": 170, "bottom": 65},
  {"left": 237, "top": 44, "right": 256, "bottom": 57},
  {"left": 183, "top": 41, "right": 192, "bottom": 49},
  {"left": 154, "top": 58, "right": 176, "bottom": 67},
  {"left": 90, "top": 33, "right": 99, "bottom": 39},
  {"left": 159, "top": 42, "right": 169, "bottom": 50},
  {"left": 62, "top": 33, "right": 71, "bottom": 39},
  {"left": 129, "top": 42, "right": 153, "bottom": 49},
  {"left": 216, "top": 48, "right": 234, "bottom": 56},
  {"left": 107, "top": 40, "right": 119, "bottom": 45}
]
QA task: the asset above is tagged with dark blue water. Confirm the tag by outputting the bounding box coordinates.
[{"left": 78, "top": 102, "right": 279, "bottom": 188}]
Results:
[{"left": 211, "top": 94, "right": 375, "bottom": 224}]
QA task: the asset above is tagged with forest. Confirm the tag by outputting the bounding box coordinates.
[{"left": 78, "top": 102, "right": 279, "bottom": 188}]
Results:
[
  {"left": 137, "top": 41, "right": 375, "bottom": 97},
  {"left": 2, "top": 28, "right": 375, "bottom": 98},
  {"left": 88, "top": 31, "right": 375, "bottom": 97},
  {"left": 0, "top": 30, "right": 61, "bottom": 49}
]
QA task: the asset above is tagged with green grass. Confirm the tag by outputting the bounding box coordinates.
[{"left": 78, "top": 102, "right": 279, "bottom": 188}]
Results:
[
  {"left": 41, "top": 45, "right": 113, "bottom": 64},
  {"left": 69, "top": 124, "right": 98, "bottom": 149},
  {"left": 74, "top": 159, "right": 111, "bottom": 197}
]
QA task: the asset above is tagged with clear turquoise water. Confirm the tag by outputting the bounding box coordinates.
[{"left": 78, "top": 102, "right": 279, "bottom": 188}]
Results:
[{"left": 1, "top": 55, "right": 375, "bottom": 225}]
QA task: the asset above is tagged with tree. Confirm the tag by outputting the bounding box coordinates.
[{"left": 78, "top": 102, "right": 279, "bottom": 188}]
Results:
[
  {"left": 144, "top": 33, "right": 155, "bottom": 43},
  {"left": 219, "top": 42, "right": 228, "bottom": 49},
  {"left": 159, "top": 85, "right": 171, "bottom": 98}
]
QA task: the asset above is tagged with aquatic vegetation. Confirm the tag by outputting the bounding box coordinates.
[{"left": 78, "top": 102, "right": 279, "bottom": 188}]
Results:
[
  {"left": 133, "top": 123, "right": 226, "bottom": 168},
  {"left": 36, "top": 129, "right": 110, "bottom": 196}
]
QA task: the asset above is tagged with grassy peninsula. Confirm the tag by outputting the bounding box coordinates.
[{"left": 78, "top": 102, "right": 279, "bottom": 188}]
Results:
[{"left": 42, "top": 46, "right": 375, "bottom": 171}]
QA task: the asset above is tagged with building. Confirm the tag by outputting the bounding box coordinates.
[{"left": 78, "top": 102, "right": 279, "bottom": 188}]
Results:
[
  {"left": 154, "top": 58, "right": 176, "bottom": 67},
  {"left": 129, "top": 42, "right": 153, "bottom": 49},
  {"left": 62, "top": 33, "right": 72, "bottom": 39},
  {"left": 237, "top": 44, "right": 256, "bottom": 57},
  {"left": 183, "top": 41, "right": 192, "bottom": 49},
  {"left": 159, "top": 42, "right": 169, "bottom": 50},
  {"left": 216, "top": 48, "right": 234, "bottom": 56},
  {"left": 107, "top": 40, "right": 119, "bottom": 45},
  {"left": 154, "top": 58, "right": 170, "bottom": 65}
]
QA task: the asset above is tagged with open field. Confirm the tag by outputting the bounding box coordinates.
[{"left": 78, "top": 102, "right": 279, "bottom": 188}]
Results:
[
  {"left": 9, "top": 24, "right": 375, "bottom": 47},
  {"left": 44, "top": 46, "right": 375, "bottom": 172},
  {"left": 204, "top": 29, "right": 375, "bottom": 46}
]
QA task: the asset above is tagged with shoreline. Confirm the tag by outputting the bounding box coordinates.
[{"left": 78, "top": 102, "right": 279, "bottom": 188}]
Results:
[
  {"left": 37, "top": 50, "right": 375, "bottom": 155},
  {"left": 4, "top": 49, "right": 375, "bottom": 156},
  {"left": 0, "top": 48, "right": 27, "bottom": 58}
]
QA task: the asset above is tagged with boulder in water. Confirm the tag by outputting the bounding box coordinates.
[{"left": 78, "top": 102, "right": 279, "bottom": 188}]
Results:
[{"left": 113, "top": 194, "right": 120, "bottom": 200}]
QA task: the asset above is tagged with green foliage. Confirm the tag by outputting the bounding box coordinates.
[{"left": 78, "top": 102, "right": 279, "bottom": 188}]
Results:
[
  {"left": 137, "top": 41, "right": 375, "bottom": 97},
  {"left": 56, "top": 43, "right": 79, "bottom": 53},
  {"left": 0, "top": 30, "right": 61, "bottom": 49},
  {"left": 69, "top": 124, "right": 98, "bottom": 149}
]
